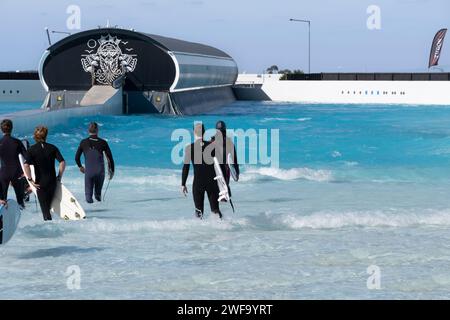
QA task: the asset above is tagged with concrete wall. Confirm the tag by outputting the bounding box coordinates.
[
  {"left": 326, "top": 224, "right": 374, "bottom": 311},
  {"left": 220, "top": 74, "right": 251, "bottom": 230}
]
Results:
[
  {"left": 233, "top": 74, "right": 450, "bottom": 105},
  {"left": 0, "top": 80, "right": 46, "bottom": 102},
  {"left": 3, "top": 88, "right": 123, "bottom": 136}
]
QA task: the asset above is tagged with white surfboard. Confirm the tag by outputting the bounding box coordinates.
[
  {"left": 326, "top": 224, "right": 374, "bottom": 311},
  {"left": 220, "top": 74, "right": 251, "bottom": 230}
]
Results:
[
  {"left": 51, "top": 181, "right": 86, "bottom": 220},
  {"left": 0, "top": 200, "right": 21, "bottom": 245},
  {"left": 18, "top": 154, "right": 37, "bottom": 195},
  {"left": 18, "top": 154, "right": 86, "bottom": 221},
  {"left": 213, "top": 157, "right": 235, "bottom": 212},
  {"left": 214, "top": 157, "right": 230, "bottom": 202},
  {"left": 227, "top": 153, "right": 238, "bottom": 182}
]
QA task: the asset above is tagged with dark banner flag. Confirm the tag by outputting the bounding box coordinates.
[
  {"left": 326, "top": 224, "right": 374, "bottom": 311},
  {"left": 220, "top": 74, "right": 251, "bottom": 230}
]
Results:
[{"left": 428, "top": 28, "right": 447, "bottom": 68}]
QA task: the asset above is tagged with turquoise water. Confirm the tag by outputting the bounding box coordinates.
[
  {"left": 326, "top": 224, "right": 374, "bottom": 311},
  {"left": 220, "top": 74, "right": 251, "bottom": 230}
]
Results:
[
  {"left": 0, "top": 101, "right": 42, "bottom": 114},
  {"left": 2, "top": 101, "right": 450, "bottom": 299}
]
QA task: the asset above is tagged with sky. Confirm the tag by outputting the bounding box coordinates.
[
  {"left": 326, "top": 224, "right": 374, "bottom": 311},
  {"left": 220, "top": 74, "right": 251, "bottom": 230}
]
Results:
[{"left": 0, "top": 0, "right": 449, "bottom": 73}]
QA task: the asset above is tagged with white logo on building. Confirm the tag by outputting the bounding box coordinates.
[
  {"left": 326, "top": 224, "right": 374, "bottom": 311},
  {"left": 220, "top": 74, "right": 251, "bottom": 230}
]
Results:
[{"left": 81, "top": 34, "right": 138, "bottom": 85}]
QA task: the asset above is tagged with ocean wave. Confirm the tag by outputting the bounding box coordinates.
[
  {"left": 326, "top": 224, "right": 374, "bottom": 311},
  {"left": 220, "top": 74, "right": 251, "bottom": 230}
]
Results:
[
  {"left": 18, "top": 208, "right": 450, "bottom": 236},
  {"left": 242, "top": 167, "right": 333, "bottom": 182},
  {"left": 260, "top": 117, "right": 311, "bottom": 123},
  {"left": 62, "top": 209, "right": 450, "bottom": 234},
  {"left": 62, "top": 165, "right": 332, "bottom": 187},
  {"left": 112, "top": 174, "right": 181, "bottom": 187},
  {"left": 20, "top": 223, "right": 68, "bottom": 238},
  {"left": 81, "top": 217, "right": 234, "bottom": 233},
  {"left": 331, "top": 151, "right": 342, "bottom": 158},
  {"left": 62, "top": 167, "right": 183, "bottom": 188},
  {"left": 271, "top": 209, "right": 450, "bottom": 229}
]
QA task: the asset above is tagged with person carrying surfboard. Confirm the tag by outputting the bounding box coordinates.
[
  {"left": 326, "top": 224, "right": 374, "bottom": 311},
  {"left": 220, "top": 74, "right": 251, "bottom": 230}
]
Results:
[
  {"left": 23, "top": 126, "right": 66, "bottom": 221},
  {"left": 75, "top": 122, "right": 115, "bottom": 204},
  {"left": 211, "top": 121, "right": 240, "bottom": 195},
  {"left": 0, "top": 119, "right": 27, "bottom": 210},
  {"left": 181, "top": 123, "right": 222, "bottom": 219}
]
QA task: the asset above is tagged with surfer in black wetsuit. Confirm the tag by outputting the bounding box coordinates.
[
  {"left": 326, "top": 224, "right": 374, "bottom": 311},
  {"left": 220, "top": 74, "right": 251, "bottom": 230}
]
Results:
[
  {"left": 75, "top": 122, "right": 114, "bottom": 204},
  {"left": 211, "top": 121, "right": 240, "bottom": 195},
  {"left": 181, "top": 123, "right": 222, "bottom": 219},
  {"left": 0, "top": 119, "right": 27, "bottom": 209},
  {"left": 23, "top": 126, "right": 66, "bottom": 221}
]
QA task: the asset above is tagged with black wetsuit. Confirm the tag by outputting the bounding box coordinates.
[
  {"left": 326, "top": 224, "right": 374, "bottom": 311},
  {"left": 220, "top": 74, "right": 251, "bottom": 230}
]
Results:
[
  {"left": 75, "top": 135, "right": 114, "bottom": 203},
  {"left": 0, "top": 135, "right": 27, "bottom": 207},
  {"left": 211, "top": 134, "right": 240, "bottom": 193},
  {"left": 26, "top": 142, "right": 65, "bottom": 221},
  {"left": 182, "top": 140, "right": 221, "bottom": 218}
]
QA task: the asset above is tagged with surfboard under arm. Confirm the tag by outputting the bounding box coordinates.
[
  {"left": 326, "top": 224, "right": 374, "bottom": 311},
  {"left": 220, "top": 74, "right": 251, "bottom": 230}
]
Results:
[{"left": 213, "top": 157, "right": 235, "bottom": 213}]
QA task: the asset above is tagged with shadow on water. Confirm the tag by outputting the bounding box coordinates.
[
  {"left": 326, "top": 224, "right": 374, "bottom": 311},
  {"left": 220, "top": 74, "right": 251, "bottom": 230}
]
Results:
[
  {"left": 86, "top": 209, "right": 125, "bottom": 219},
  {"left": 18, "top": 246, "right": 105, "bottom": 259},
  {"left": 243, "top": 198, "right": 300, "bottom": 203},
  {"left": 87, "top": 209, "right": 109, "bottom": 213},
  {"left": 133, "top": 197, "right": 180, "bottom": 203},
  {"left": 88, "top": 215, "right": 124, "bottom": 220}
]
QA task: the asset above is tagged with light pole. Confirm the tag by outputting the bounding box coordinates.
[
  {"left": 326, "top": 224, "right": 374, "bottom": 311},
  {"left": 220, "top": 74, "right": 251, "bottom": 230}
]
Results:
[
  {"left": 52, "top": 31, "right": 71, "bottom": 36},
  {"left": 45, "top": 27, "right": 52, "bottom": 46},
  {"left": 289, "top": 18, "right": 311, "bottom": 74}
]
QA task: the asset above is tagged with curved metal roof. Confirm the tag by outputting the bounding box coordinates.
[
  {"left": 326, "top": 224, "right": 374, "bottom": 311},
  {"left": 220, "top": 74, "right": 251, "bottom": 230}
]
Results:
[
  {"left": 47, "top": 28, "right": 232, "bottom": 59},
  {"left": 141, "top": 33, "right": 232, "bottom": 58}
]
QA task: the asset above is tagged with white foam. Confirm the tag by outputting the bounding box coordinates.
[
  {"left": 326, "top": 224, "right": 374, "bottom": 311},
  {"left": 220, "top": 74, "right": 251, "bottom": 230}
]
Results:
[
  {"left": 260, "top": 117, "right": 311, "bottom": 122},
  {"left": 331, "top": 151, "right": 342, "bottom": 158},
  {"left": 274, "top": 209, "right": 450, "bottom": 229},
  {"left": 81, "top": 217, "right": 234, "bottom": 233},
  {"left": 242, "top": 166, "right": 333, "bottom": 182},
  {"left": 62, "top": 166, "right": 183, "bottom": 188},
  {"left": 78, "top": 209, "right": 450, "bottom": 233}
]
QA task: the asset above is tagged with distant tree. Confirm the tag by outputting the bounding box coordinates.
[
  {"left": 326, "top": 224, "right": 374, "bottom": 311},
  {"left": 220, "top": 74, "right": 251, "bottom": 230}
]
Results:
[
  {"left": 279, "top": 69, "right": 304, "bottom": 80},
  {"left": 279, "top": 69, "right": 292, "bottom": 74},
  {"left": 266, "top": 65, "right": 279, "bottom": 74}
]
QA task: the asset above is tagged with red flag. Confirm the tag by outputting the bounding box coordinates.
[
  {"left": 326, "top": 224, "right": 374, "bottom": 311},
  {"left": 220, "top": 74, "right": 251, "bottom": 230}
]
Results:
[{"left": 429, "top": 28, "right": 447, "bottom": 68}]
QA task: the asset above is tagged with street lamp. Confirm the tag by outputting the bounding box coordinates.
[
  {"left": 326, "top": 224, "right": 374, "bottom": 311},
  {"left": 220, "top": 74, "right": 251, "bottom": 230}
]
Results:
[{"left": 289, "top": 18, "right": 311, "bottom": 74}]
